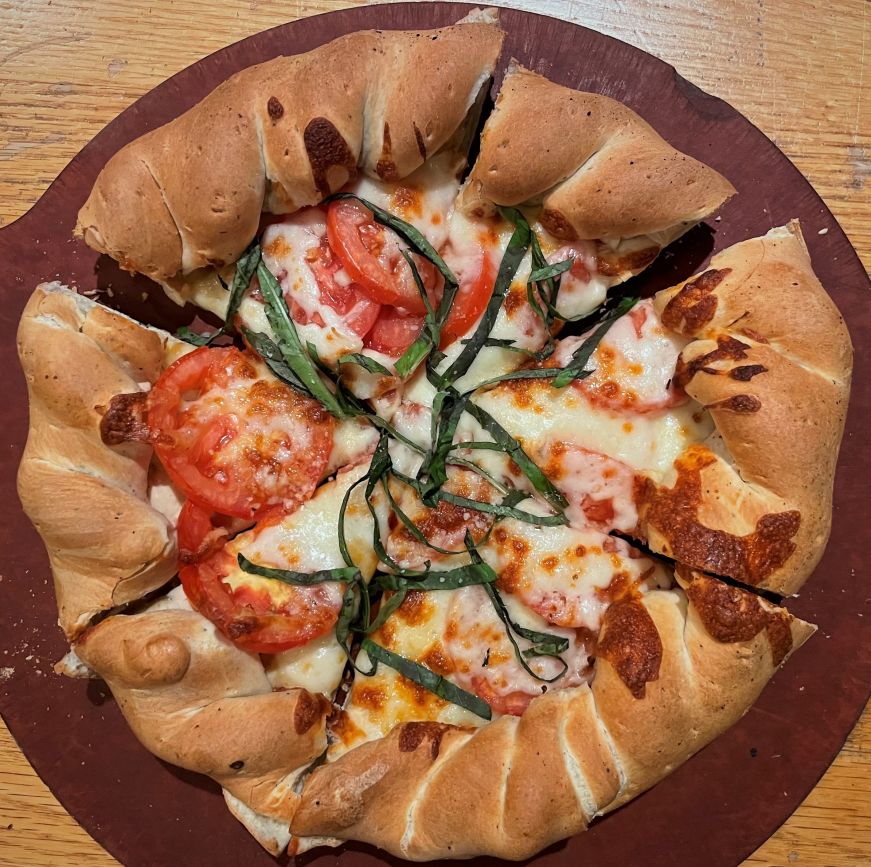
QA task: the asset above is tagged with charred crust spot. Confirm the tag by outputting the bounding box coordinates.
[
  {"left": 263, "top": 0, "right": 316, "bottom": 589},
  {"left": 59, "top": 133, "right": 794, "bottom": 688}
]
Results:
[
  {"left": 303, "top": 117, "right": 357, "bottom": 198},
  {"left": 638, "top": 446, "right": 801, "bottom": 584},
  {"left": 730, "top": 364, "right": 768, "bottom": 382},
  {"left": 229, "top": 759, "right": 245, "bottom": 770},
  {"left": 674, "top": 335, "right": 751, "bottom": 389},
  {"left": 99, "top": 392, "right": 152, "bottom": 445},
  {"left": 662, "top": 268, "right": 732, "bottom": 334},
  {"left": 540, "top": 208, "right": 578, "bottom": 241},
  {"left": 397, "top": 721, "right": 452, "bottom": 760},
  {"left": 293, "top": 690, "right": 327, "bottom": 735},
  {"left": 376, "top": 122, "right": 399, "bottom": 181},
  {"left": 682, "top": 570, "right": 794, "bottom": 665},
  {"left": 267, "top": 96, "right": 284, "bottom": 120},
  {"left": 595, "top": 245, "right": 659, "bottom": 277},
  {"left": 704, "top": 393, "right": 762, "bottom": 413},
  {"left": 597, "top": 600, "right": 662, "bottom": 698},
  {"left": 413, "top": 122, "right": 427, "bottom": 160}
]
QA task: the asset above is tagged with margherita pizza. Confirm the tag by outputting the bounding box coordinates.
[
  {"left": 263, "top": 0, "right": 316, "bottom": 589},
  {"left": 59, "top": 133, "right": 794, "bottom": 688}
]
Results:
[{"left": 16, "top": 9, "right": 852, "bottom": 861}]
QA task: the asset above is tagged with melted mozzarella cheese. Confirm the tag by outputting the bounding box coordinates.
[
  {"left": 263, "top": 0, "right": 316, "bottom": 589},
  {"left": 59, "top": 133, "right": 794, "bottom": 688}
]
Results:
[
  {"left": 331, "top": 589, "right": 484, "bottom": 760},
  {"left": 482, "top": 519, "right": 666, "bottom": 632},
  {"left": 475, "top": 378, "right": 711, "bottom": 481},
  {"left": 555, "top": 299, "right": 688, "bottom": 411},
  {"left": 266, "top": 632, "right": 347, "bottom": 695}
]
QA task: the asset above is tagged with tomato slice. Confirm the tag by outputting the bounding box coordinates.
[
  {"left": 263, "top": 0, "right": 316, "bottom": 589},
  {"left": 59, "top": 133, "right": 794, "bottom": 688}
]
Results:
[
  {"left": 148, "top": 346, "right": 334, "bottom": 520},
  {"left": 363, "top": 306, "right": 425, "bottom": 357},
  {"left": 439, "top": 250, "right": 496, "bottom": 349},
  {"left": 326, "top": 199, "right": 439, "bottom": 315},
  {"left": 304, "top": 235, "right": 381, "bottom": 337},
  {"left": 178, "top": 502, "right": 340, "bottom": 653}
]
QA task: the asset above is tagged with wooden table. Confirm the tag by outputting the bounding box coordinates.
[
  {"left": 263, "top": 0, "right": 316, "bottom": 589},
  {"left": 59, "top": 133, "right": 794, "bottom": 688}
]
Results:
[{"left": 0, "top": 0, "right": 868, "bottom": 864}]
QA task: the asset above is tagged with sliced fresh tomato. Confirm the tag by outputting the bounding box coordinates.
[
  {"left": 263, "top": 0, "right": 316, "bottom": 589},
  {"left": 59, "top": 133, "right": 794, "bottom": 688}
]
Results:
[
  {"left": 304, "top": 235, "right": 381, "bottom": 337},
  {"left": 439, "top": 250, "right": 497, "bottom": 349},
  {"left": 148, "top": 346, "right": 334, "bottom": 520},
  {"left": 177, "top": 502, "right": 341, "bottom": 653},
  {"left": 363, "top": 306, "right": 426, "bottom": 357},
  {"left": 326, "top": 199, "right": 439, "bottom": 314}
]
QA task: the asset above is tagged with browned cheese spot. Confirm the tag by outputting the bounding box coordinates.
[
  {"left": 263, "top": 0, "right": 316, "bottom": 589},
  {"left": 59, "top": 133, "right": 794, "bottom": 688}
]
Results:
[
  {"left": 267, "top": 96, "right": 284, "bottom": 120},
  {"left": 597, "top": 599, "right": 662, "bottom": 698},
  {"left": 730, "top": 364, "right": 768, "bottom": 382},
  {"left": 661, "top": 268, "right": 733, "bottom": 334},
  {"left": 638, "top": 445, "right": 801, "bottom": 585},
  {"left": 413, "top": 122, "right": 427, "bottom": 160},
  {"left": 303, "top": 117, "right": 357, "bottom": 198},
  {"left": 99, "top": 391, "right": 152, "bottom": 445},
  {"left": 681, "top": 569, "right": 794, "bottom": 665},
  {"left": 395, "top": 590, "right": 432, "bottom": 627},
  {"left": 397, "top": 721, "right": 453, "bottom": 760},
  {"left": 293, "top": 690, "right": 327, "bottom": 735},
  {"left": 704, "top": 394, "right": 762, "bottom": 413},
  {"left": 673, "top": 334, "right": 751, "bottom": 390},
  {"left": 376, "top": 122, "right": 398, "bottom": 181},
  {"left": 540, "top": 207, "right": 578, "bottom": 241},
  {"left": 595, "top": 244, "right": 659, "bottom": 278},
  {"left": 420, "top": 643, "right": 454, "bottom": 675}
]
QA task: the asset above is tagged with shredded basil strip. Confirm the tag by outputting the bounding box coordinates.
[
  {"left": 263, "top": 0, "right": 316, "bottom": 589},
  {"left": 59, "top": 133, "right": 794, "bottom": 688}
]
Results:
[
  {"left": 237, "top": 554, "right": 359, "bottom": 586},
  {"left": 418, "top": 389, "right": 469, "bottom": 506},
  {"left": 463, "top": 401, "right": 568, "bottom": 511},
  {"left": 338, "top": 353, "right": 393, "bottom": 377},
  {"left": 551, "top": 296, "right": 637, "bottom": 388},
  {"left": 464, "top": 537, "right": 569, "bottom": 683},
  {"left": 528, "top": 258, "right": 574, "bottom": 284},
  {"left": 440, "top": 207, "right": 531, "bottom": 385},
  {"left": 375, "top": 562, "right": 498, "bottom": 592},
  {"left": 437, "top": 490, "right": 566, "bottom": 527},
  {"left": 256, "top": 262, "right": 348, "bottom": 417},
  {"left": 241, "top": 329, "right": 310, "bottom": 394},
  {"left": 176, "top": 243, "right": 261, "bottom": 345},
  {"left": 362, "top": 638, "right": 492, "bottom": 720},
  {"left": 394, "top": 250, "right": 438, "bottom": 378}
]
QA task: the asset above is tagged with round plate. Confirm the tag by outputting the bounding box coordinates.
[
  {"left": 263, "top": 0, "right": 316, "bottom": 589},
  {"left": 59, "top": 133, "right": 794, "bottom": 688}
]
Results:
[{"left": 0, "top": 4, "right": 868, "bottom": 866}]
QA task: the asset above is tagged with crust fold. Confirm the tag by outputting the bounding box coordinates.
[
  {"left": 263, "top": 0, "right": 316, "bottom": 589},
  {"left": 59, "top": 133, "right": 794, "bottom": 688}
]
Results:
[
  {"left": 76, "top": 21, "right": 504, "bottom": 281},
  {"left": 291, "top": 575, "right": 813, "bottom": 860},
  {"left": 459, "top": 64, "right": 735, "bottom": 244},
  {"left": 17, "top": 284, "right": 179, "bottom": 637},
  {"left": 646, "top": 222, "right": 852, "bottom": 594}
]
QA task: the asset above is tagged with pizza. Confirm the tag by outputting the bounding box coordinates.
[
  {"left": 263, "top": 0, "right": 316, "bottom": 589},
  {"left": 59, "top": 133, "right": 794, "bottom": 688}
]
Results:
[{"left": 15, "top": 9, "right": 853, "bottom": 861}]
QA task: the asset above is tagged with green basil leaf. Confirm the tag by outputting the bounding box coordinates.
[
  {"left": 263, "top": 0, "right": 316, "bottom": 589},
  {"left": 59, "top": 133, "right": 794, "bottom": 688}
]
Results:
[
  {"left": 441, "top": 207, "right": 531, "bottom": 385},
  {"left": 375, "top": 562, "right": 498, "bottom": 592},
  {"left": 175, "top": 326, "right": 213, "bottom": 346},
  {"left": 551, "top": 296, "right": 637, "bottom": 388},
  {"left": 361, "top": 638, "right": 491, "bottom": 720},
  {"left": 338, "top": 353, "right": 393, "bottom": 377},
  {"left": 256, "top": 262, "right": 348, "bottom": 417},
  {"left": 241, "top": 329, "right": 310, "bottom": 394},
  {"left": 463, "top": 401, "right": 568, "bottom": 511},
  {"left": 437, "top": 490, "right": 567, "bottom": 526},
  {"left": 528, "top": 258, "right": 573, "bottom": 284},
  {"left": 237, "top": 554, "right": 359, "bottom": 585}
]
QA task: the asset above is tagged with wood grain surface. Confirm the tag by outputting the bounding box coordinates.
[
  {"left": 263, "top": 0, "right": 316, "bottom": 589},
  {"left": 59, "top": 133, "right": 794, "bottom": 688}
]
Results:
[{"left": 0, "top": 1, "right": 868, "bottom": 865}]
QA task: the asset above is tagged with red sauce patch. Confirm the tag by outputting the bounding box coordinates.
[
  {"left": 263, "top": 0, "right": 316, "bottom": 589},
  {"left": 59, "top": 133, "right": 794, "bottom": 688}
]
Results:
[{"left": 597, "top": 599, "right": 662, "bottom": 698}]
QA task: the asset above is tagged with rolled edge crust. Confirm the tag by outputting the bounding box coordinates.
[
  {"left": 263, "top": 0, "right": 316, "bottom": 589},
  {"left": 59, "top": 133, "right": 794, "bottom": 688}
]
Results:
[
  {"left": 290, "top": 574, "right": 813, "bottom": 860},
  {"left": 74, "top": 607, "right": 330, "bottom": 836},
  {"left": 644, "top": 222, "right": 853, "bottom": 595},
  {"left": 76, "top": 19, "right": 504, "bottom": 282},
  {"left": 17, "top": 283, "right": 179, "bottom": 637},
  {"left": 459, "top": 64, "right": 736, "bottom": 242}
]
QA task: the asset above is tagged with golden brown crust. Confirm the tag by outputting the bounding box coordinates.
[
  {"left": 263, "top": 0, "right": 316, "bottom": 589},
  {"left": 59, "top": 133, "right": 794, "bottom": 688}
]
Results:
[
  {"left": 292, "top": 578, "right": 813, "bottom": 859},
  {"left": 17, "top": 284, "right": 179, "bottom": 637},
  {"left": 75, "top": 606, "right": 329, "bottom": 826},
  {"left": 459, "top": 64, "right": 735, "bottom": 242},
  {"left": 647, "top": 222, "right": 852, "bottom": 594},
  {"left": 76, "top": 21, "right": 504, "bottom": 281}
]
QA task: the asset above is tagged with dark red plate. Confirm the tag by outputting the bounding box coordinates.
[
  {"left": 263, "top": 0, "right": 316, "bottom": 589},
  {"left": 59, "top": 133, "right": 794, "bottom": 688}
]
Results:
[{"left": 0, "top": 4, "right": 868, "bottom": 866}]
